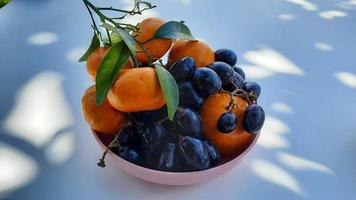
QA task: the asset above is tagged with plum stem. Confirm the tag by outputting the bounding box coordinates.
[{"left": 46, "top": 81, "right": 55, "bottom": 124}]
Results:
[
  {"left": 225, "top": 92, "right": 237, "bottom": 112},
  {"left": 97, "top": 133, "right": 120, "bottom": 168}
]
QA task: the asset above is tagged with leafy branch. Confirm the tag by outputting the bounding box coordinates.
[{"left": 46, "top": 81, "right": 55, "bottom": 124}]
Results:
[
  {"left": 80, "top": 0, "right": 194, "bottom": 121},
  {"left": 83, "top": 0, "right": 155, "bottom": 37}
]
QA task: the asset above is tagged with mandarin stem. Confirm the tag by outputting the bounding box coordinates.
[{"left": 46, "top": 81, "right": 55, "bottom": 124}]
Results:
[{"left": 83, "top": 0, "right": 155, "bottom": 66}]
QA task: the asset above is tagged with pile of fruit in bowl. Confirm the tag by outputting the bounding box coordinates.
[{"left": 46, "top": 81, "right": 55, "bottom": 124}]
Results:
[{"left": 79, "top": 0, "right": 265, "bottom": 184}]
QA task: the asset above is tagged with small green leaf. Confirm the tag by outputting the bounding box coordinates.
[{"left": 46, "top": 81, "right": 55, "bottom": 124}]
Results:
[
  {"left": 79, "top": 33, "right": 100, "bottom": 62},
  {"left": 153, "top": 21, "right": 194, "bottom": 40},
  {"left": 95, "top": 41, "right": 130, "bottom": 105},
  {"left": 101, "top": 23, "right": 136, "bottom": 57},
  {"left": 103, "top": 32, "right": 122, "bottom": 46},
  {"left": 155, "top": 64, "right": 179, "bottom": 121},
  {"left": 0, "top": 0, "right": 11, "bottom": 9}
]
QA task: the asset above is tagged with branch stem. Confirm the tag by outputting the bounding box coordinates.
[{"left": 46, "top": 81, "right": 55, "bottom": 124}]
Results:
[{"left": 83, "top": 0, "right": 156, "bottom": 66}]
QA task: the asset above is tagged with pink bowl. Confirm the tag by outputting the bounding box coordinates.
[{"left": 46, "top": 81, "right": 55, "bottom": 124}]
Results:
[{"left": 92, "top": 130, "right": 260, "bottom": 185}]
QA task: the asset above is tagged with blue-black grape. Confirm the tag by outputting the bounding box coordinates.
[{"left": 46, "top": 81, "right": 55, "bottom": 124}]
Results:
[
  {"left": 203, "top": 140, "right": 221, "bottom": 167},
  {"left": 243, "top": 82, "right": 261, "bottom": 98},
  {"left": 209, "top": 62, "right": 234, "bottom": 86},
  {"left": 232, "top": 66, "right": 245, "bottom": 80},
  {"left": 224, "top": 72, "right": 244, "bottom": 92},
  {"left": 118, "top": 125, "right": 134, "bottom": 146},
  {"left": 131, "top": 106, "right": 167, "bottom": 123},
  {"left": 179, "top": 81, "right": 203, "bottom": 110},
  {"left": 140, "top": 123, "right": 168, "bottom": 167},
  {"left": 243, "top": 104, "right": 265, "bottom": 134},
  {"left": 156, "top": 143, "right": 178, "bottom": 171},
  {"left": 169, "top": 57, "right": 196, "bottom": 83},
  {"left": 217, "top": 112, "right": 238, "bottom": 133},
  {"left": 177, "top": 136, "right": 210, "bottom": 171},
  {"left": 193, "top": 68, "right": 222, "bottom": 97},
  {"left": 174, "top": 108, "right": 203, "bottom": 139},
  {"left": 117, "top": 145, "right": 144, "bottom": 166},
  {"left": 215, "top": 49, "right": 237, "bottom": 66}
]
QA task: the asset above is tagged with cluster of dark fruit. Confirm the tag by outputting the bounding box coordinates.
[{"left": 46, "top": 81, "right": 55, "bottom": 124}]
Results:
[
  {"left": 170, "top": 49, "right": 264, "bottom": 135},
  {"left": 212, "top": 49, "right": 264, "bottom": 134},
  {"left": 104, "top": 49, "right": 264, "bottom": 172},
  {"left": 110, "top": 106, "right": 219, "bottom": 172}
]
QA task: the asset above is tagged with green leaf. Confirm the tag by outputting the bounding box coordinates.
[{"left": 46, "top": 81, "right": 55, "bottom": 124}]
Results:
[
  {"left": 95, "top": 41, "right": 130, "bottom": 105},
  {"left": 116, "top": 28, "right": 136, "bottom": 56},
  {"left": 0, "top": 0, "right": 11, "bottom": 9},
  {"left": 103, "top": 32, "right": 122, "bottom": 46},
  {"left": 101, "top": 23, "right": 136, "bottom": 57},
  {"left": 155, "top": 64, "right": 179, "bottom": 121},
  {"left": 153, "top": 21, "right": 194, "bottom": 40},
  {"left": 79, "top": 33, "right": 100, "bottom": 62}
]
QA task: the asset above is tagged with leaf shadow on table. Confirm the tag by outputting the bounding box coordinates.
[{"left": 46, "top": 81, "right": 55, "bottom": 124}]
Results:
[{"left": 0, "top": 71, "right": 76, "bottom": 198}]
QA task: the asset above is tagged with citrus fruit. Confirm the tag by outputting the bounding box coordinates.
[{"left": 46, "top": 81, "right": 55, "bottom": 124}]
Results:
[
  {"left": 135, "top": 18, "right": 173, "bottom": 63},
  {"left": 168, "top": 40, "right": 214, "bottom": 67},
  {"left": 200, "top": 92, "right": 255, "bottom": 156},
  {"left": 107, "top": 67, "right": 166, "bottom": 112},
  {"left": 86, "top": 47, "right": 133, "bottom": 80},
  {"left": 81, "top": 85, "right": 127, "bottom": 134}
]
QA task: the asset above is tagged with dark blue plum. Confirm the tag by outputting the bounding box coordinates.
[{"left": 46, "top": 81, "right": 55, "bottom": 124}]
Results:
[
  {"left": 217, "top": 112, "right": 238, "bottom": 133},
  {"left": 203, "top": 140, "right": 221, "bottom": 167},
  {"left": 232, "top": 72, "right": 244, "bottom": 88},
  {"left": 243, "top": 82, "right": 261, "bottom": 98},
  {"left": 140, "top": 123, "right": 167, "bottom": 153},
  {"left": 117, "top": 145, "right": 143, "bottom": 166},
  {"left": 178, "top": 136, "right": 210, "bottom": 171},
  {"left": 179, "top": 81, "right": 203, "bottom": 110},
  {"left": 159, "top": 119, "right": 179, "bottom": 143},
  {"left": 118, "top": 125, "right": 134, "bottom": 146},
  {"left": 139, "top": 123, "right": 168, "bottom": 168},
  {"left": 131, "top": 106, "right": 167, "bottom": 123},
  {"left": 215, "top": 49, "right": 237, "bottom": 66},
  {"left": 132, "top": 122, "right": 146, "bottom": 144},
  {"left": 156, "top": 143, "right": 178, "bottom": 171},
  {"left": 224, "top": 72, "right": 244, "bottom": 92},
  {"left": 169, "top": 57, "right": 196, "bottom": 83},
  {"left": 243, "top": 104, "right": 265, "bottom": 134},
  {"left": 209, "top": 62, "right": 234, "bottom": 85},
  {"left": 174, "top": 108, "right": 203, "bottom": 139},
  {"left": 193, "top": 68, "right": 222, "bottom": 97},
  {"left": 232, "top": 66, "right": 245, "bottom": 80}
]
